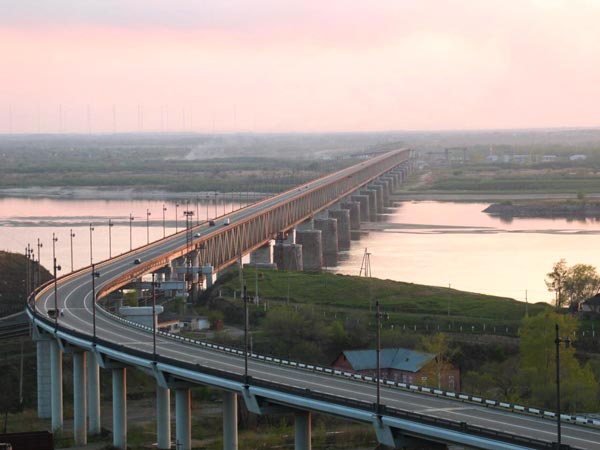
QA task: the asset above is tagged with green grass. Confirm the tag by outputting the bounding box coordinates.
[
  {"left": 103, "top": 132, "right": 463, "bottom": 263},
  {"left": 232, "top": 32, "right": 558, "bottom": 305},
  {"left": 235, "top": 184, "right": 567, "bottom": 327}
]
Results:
[{"left": 217, "top": 268, "right": 548, "bottom": 327}]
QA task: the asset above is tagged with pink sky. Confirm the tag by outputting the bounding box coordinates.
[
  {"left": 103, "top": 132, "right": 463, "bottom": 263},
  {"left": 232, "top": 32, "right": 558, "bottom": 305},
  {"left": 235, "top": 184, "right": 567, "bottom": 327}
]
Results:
[{"left": 2, "top": 0, "right": 600, "bottom": 133}]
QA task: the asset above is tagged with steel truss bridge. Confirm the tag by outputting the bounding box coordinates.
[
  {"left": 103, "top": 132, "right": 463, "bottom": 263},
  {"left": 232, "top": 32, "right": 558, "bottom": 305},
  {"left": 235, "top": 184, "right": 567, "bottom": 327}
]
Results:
[{"left": 28, "top": 148, "right": 599, "bottom": 450}]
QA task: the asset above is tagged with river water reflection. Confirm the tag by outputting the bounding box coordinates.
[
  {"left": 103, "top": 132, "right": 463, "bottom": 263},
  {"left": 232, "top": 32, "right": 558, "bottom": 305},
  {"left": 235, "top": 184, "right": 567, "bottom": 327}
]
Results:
[
  {"left": 2, "top": 197, "right": 598, "bottom": 303},
  {"left": 333, "top": 201, "right": 600, "bottom": 303}
]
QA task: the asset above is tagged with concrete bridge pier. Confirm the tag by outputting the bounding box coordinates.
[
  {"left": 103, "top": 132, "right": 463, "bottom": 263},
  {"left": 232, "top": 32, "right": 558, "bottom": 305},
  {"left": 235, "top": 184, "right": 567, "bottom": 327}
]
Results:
[
  {"left": 295, "top": 230, "right": 322, "bottom": 271},
  {"left": 378, "top": 179, "right": 391, "bottom": 200},
  {"left": 362, "top": 190, "right": 378, "bottom": 220},
  {"left": 203, "top": 264, "right": 214, "bottom": 289},
  {"left": 175, "top": 387, "right": 192, "bottom": 450},
  {"left": 328, "top": 209, "right": 351, "bottom": 250},
  {"left": 340, "top": 201, "right": 361, "bottom": 231},
  {"left": 370, "top": 184, "right": 385, "bottom": 211},
  {"left": 250, "top": 240, "right": 274, "bottom": 265},
  {"left": 295, "top": 411, "right": 312, "bottom": 450},
  {"left": 34, "top": 333, "right": 52, "bottom": 418},
  {"left": 381, "top": 176, "right": 395, "bottom": 194},
  {"left": 73, "top": 350, "right": 87, "bottom": 446},
  {"left": 313, "top": 218, "right": 338, "bottom": 267},
  {"left": 223, "top": 391, "right": 238, "bottom": 450},
  {"left": 274, "top": 243, "right": 303, "bottom": 271},
  {"left": 50, "top": 339, "right": 63, "bottom": 432},
  {"left": 87, "top": 351, "right": 101, "bottom": 435},
  {"left": 156, "top": 385, "right": 171, "bottom": 450},
  {"left": 351, "top": 195, "right": 370, "bottom": 222},
  {"left": 112, "top": 367, "right": 127, "bottom": 449}
]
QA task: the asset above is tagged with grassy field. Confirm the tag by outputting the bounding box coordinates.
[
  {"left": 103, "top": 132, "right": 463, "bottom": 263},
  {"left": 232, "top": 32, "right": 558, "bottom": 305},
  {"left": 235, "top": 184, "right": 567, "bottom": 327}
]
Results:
[
  {"left": 215, "top": 268, "right": 549, "bottom": 332},
  {"left": 404, "top": 165, "right": 600, "bottom": 195}
]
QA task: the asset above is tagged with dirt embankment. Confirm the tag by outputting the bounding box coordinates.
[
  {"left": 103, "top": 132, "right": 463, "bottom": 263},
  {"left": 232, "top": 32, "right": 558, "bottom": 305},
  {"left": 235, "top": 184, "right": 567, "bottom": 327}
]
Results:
[{"left": 483, "top": 200, "right": 600, "bottom": 218}]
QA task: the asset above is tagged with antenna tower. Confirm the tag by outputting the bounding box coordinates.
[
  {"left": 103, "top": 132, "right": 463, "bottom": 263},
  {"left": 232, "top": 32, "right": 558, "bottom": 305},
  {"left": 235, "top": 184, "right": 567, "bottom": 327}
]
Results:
[{"left": 359, "top": 248, "right": 371, "bottom": 277}]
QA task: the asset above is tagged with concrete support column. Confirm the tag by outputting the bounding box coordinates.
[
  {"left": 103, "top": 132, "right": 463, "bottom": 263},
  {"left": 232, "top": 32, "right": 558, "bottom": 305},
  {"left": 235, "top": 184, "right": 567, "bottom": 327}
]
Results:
[
  {"left": 203, "top": 264, "right": 213, "bottom": 289},
  {"left": 176, "top": 257, "right": 186, "bottom": 282},
  {"left": 328, "top": 209, "right": 351, "bottom": 250},
  {"left": 384, "top": 179, "right": 393, "bottom": 196},
  {"left": 169, "top": 259, "right": 177, "bottom": 280},
  {"left": 190, "top": 250, "right": 199, "bottom": 301},
  {"left": 362, "top": 190, "right": 378, "bottom": 220},
  {"left": 112, "top": 368, "right": 127, "bottom": 449},
  {"left": 341, "top": 202, "right": 361, "bottom": 231},
  {"left": 295, "top": 411, "right": 312, "bottom": 450},
  {"left": 87, "top": 351, "right": 101, "bottom": 435},
  {"left": 351, "top": 195, "right": 370, "bottom": 222},
  {"left": 73, "top": 351, "right": 87, "bottom": 446},
  {"left": 313, "top": 218, "right": 338, "bottom": 267},
  {"left": 175, "top": 388, "right": 192, "bottom": 450},
  {"left": 295, "top": 230, "right": 322, "bottom": 271},
  {"left": 371, "top": 184, "right": 385, "bottom": 211},
  {"left": 384, "top": 176, "right": 397, "bottom": 193},
  {"left": 274, "top": 243, "right": 303, "bottom": 271},
  {"left": 250, "top": 240, "right": 274, "bottom": 265},
  {"left": 50, "top": 339, "right": 63, "bottom": 432},
  {"left": 223, "top": 392, "right": 238, "bottom": 450},
  {"left": 36, "top": 339, "right": 51, "bottom": 418},
  {"left": 157, "top": 385, "right": 171, "bottom": 450}
]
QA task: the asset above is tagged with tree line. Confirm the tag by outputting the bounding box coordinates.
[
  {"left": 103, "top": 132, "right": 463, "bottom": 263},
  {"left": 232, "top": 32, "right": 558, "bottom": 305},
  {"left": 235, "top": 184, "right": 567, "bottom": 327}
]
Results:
[{"left": 545, "top": 259, "right": 600, "bottom": 309}]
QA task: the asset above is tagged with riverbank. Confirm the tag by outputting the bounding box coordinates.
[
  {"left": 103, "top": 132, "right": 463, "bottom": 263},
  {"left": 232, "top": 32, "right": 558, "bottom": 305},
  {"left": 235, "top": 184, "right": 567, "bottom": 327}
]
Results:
[
  {"left": 483, "top": 199, "right": 600, "bottom": 218},
  {"left": 0, "top": 187, "right": 267, "bottom": 201}
]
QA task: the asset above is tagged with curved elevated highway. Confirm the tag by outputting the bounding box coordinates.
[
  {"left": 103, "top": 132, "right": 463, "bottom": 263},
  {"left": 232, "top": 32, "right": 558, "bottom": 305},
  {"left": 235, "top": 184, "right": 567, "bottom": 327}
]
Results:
[{"left": 28, "top": 149, "right": 599, "bottom": 450}]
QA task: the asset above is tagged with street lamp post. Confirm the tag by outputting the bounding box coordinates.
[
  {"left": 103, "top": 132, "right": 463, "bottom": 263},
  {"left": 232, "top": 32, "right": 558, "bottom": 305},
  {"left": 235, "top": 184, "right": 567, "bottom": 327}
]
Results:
[
  {"left": 91, "top": 264, "right": 100, "bottom": 343},
  {"left": 374, "top": 301, "right": 388, "bottom": 416},
  {"left": 89, "top": 224, "right": 95, "bottom": 265},
  {"left": 555, "top": 324, "right": 571, "bottom": 447},
  {"left": 146, "top": 209, "right": 151, "bottom": 244},
  {"left": 69, "top": 230, "right": 75, "bottom": 272},
  {"left": 129, "top": 214, "right": 134, "bottom": 251},
  {"left": 108, "top": 219, "right": 114, "bottom": 258},
  {"left": 37, "top": 238, "right": 43, "bottom": 288},
  {"left": 214, "top": 193, "right": 218, "bottom": 218},
  {"left": 152, "top": 272, "right": 157, "bottom": 360},
  {"left": 162, "top": 204, "right": 167, "bottom": 238},
  {"left": 243, "top": 284, "right": 250, "bottom": 386},
  {"left": 196, "top": 197, "right": 199, "bottom": 225},
  {"left": 175, "top": 203, "right": 179, "bottom": 232},
  {"left": 52, "top": 233, "right": 61, "bottom": 331},
  {"left": 25, "top": 245, "right": 31, "bottom": 298}
]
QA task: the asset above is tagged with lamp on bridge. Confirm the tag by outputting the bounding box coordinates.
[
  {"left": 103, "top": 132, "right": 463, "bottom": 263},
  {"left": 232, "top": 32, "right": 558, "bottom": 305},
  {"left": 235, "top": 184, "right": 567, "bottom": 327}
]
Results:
[
  {"left": 52, "top": 233, "right": 61, "bottom": 331},
  {"left": 129, "top": 214, "right": 134, "bottom": 251},
  {"left": 37, "top": 238, "right": 43, "bottom": 289},
  {"left": 152, "top": 272, "right": 157, "bottom": 360},
  {"left": 108, "top": 219, "right": 114, "bottom": 258},
  {"left": 555, "top": 324, "right": 571, "bottom": 448},
  {"left": 175, "top": 203, "right": 179, "bottom": 233},
  {"left": 89, "top": 223, "right": 95, "bottom": 265},
  {"left": 91, "top": 264, "right": 101, "bottom": 344},
  {"left": 69, "top": 230, "right": 75, "bottom": 272},
  {"left": 162, "top": 204, "right": 167, "bottom": 238},
  {"left": 146, "top": 209, "right": 151, "bottom": 244}
]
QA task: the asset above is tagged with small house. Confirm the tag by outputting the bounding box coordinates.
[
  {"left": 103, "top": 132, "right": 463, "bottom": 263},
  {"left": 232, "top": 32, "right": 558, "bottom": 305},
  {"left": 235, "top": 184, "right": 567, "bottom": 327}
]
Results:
[
  {"left": 333, "top": 348, "right": 460, "bottom": 391},
  {"left": 581, "top": 294, "right": 600, "bottom": 316}
]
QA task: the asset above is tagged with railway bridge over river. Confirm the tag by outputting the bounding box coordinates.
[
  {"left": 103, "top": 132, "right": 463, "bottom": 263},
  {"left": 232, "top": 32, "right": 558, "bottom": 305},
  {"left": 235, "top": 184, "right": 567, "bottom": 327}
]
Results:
[{"left": 28, "top": 148, "right": 599, "bottom": 450}]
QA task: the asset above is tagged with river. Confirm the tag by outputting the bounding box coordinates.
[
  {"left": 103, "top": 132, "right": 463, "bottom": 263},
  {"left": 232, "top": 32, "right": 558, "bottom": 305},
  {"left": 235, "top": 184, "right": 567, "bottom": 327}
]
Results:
[{"left": 2, "top": 197, "right": 599, "bottom": 303}]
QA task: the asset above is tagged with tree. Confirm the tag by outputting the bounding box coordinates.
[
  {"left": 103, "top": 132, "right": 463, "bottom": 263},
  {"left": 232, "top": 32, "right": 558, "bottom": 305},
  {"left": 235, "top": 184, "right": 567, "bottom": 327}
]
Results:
[
  {"left": 519, "top": 311, "right": 598, "bottom": 412},
  {"left": 545, "top": 260, "right": 600, "bottom": 309},
  {"left": 418, "top": 333, "right": 456, "bottom": 389},
  {"left": 545, "top": 259, "right": 569, "bottom": 309},
  {"left": 563, "top": 264, "right": 600, "bottom": 308}
]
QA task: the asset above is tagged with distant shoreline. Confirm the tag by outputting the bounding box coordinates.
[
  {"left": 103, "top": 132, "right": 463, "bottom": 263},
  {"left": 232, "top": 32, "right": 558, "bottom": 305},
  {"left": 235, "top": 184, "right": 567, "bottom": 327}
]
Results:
[{"left": 0, "top": 187, "right": 266, "bottom": 201}]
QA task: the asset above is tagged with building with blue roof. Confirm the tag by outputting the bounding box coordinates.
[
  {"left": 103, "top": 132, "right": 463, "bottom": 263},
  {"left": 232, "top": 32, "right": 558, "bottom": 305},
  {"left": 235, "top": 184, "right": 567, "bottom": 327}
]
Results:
[{"left": 332, "top": 347, "right": 460, "bottom": 391}]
